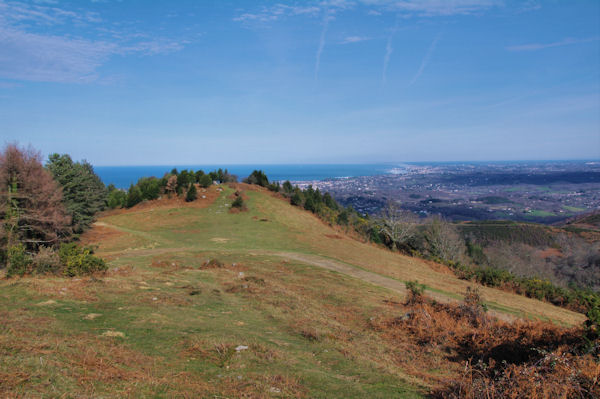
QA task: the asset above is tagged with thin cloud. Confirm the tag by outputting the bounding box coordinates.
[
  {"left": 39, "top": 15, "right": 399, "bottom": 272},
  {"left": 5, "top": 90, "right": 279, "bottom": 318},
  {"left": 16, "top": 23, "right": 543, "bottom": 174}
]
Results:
[
  {"left": 342, "top": 35, "right": 369, "bottom": 44},
  {"left": 409, "top": 33, "right": 442, "bottom": 86},
  {"left": 233, "top": 4, "right": 320, "bottom": 23},
  {"left": 506, "top": 37, "right": 599, "bottom": 51},
  {"left": 378, "top": 0, "right": 500, "bottom": 17},
  {"left": 0, "top": 0, "right": 101, "bottom": 25},
  {"left": 0, "top": 0, "right": 189, "bottom": 83},
  {"left": 234, "top": 0, "right": 499, "bottom": 23},
  {"left": 315, "top": 12, "right": 332, "bottom": 80},
  {"left": 382, "top": 21, "right": 398, "bottom": 84},
  {"left": 0, "top": 26, "right": 115, "bottom": 83}
]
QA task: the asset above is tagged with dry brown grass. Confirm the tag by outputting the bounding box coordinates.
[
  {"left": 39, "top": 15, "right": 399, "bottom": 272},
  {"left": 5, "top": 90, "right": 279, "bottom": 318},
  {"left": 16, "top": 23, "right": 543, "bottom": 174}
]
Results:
[
  {"left": 368, "top": 290, "right": 598, "bottom": 398},
  {"left": 79, "top": 222, "right": 124, "bottom": 246},
  {"left": 24, "top": 276, "right": 103, "bottom": 302},
  {"left": 254, "top": 192, "right": 586, "bottom": 326}
]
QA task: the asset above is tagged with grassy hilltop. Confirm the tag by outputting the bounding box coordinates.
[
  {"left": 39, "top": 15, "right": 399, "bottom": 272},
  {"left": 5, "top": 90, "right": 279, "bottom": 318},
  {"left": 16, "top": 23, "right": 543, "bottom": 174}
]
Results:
[{"left": 0, "top": 184, "right": 593, "bottom": 397}]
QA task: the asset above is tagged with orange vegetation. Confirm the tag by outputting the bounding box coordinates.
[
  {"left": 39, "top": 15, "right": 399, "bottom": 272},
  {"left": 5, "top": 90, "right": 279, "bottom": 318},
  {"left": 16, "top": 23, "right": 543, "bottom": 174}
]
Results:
[{"left": 370, "top": 291, "right": 599, "bottom": 398}]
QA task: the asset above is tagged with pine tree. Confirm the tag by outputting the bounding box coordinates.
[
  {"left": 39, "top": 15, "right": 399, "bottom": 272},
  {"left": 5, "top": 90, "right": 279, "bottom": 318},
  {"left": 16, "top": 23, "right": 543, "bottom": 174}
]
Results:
[
  {"left": 126, "top": 184, "right": 143, "bottom": 208},
  {"left": 46, "top": 153, "right": 107, "bottom": 233},
  {"left": 186, "top": 184, "right": 197, "bottom": 202}
]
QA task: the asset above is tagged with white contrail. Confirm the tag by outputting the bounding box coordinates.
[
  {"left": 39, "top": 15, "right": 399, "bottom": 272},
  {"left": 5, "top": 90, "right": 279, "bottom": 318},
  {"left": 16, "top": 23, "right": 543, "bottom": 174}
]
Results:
[
  {"left": 382, "top": 20, "right": 399, "bottom": 84},
  {"left": 409, "top": 33, "right": 442, "bottom": 86},
  {"left": 315, "top": 12, "right": 331, "bottom": 80}
]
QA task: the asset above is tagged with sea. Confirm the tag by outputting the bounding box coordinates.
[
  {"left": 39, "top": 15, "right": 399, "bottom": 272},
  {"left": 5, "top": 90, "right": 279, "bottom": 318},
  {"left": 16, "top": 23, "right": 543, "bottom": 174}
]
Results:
[{"left": 95, "top": 164, "right": 407, "bottom": 189}]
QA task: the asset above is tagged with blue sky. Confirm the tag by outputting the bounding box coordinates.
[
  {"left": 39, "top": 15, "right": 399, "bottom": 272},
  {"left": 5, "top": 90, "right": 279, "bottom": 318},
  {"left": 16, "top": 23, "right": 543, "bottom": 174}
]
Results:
[{"left": 1, "top": 0, "right": 599, "bottom": 165}]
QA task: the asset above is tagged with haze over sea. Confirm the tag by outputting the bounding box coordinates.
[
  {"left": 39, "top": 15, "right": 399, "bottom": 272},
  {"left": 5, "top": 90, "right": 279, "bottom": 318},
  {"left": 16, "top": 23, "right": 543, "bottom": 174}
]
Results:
[{"left": 96, "top": 164, "right": 406, "bottom": 189}]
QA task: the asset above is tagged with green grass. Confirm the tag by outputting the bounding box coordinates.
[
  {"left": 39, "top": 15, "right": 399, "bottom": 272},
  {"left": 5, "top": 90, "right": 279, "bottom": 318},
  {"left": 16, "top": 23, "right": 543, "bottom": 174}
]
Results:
[
  {"left": 0, "top": 250, "right": 423, "bottom": 397},
  {"left": 0, "top": 184, "right": 586, "bottom": 397}
]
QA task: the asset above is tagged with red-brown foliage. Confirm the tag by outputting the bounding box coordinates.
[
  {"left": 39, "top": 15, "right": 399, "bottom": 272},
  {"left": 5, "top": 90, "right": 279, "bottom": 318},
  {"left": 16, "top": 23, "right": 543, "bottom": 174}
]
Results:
[
  {"left": 0, "top": 144, "right": 71, "bottom": 250},
  {"left": 370, "top": 291, "right": 599, "bottom": 398}
]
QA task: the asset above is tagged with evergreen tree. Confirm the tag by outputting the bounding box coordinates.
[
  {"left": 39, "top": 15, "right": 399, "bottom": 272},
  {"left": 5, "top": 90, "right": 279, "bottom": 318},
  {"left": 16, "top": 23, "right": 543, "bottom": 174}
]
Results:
[
  {"left": 186, "top": 184, "right": 197, "bottom": 202},
  {"left": 195, "top": 170, "right": 205, "bottom": 183},
  {"left": 323, "top": 192, "right": 338, "bottom": 210},
  {"left": 126, "top": 184, "right": 143, "bottom": 208},
  {"left": 337, "top": 209, "right": 349, "bottom": 225},
  {"left": 290, "top": 189, "right": 303, "bottom": 206},
  {"left": 46, "top": 153, "right": 107, "bottom": 233},
  {"left": 177, "top": 170, "right": 193, "bottom": 192},
  {"left": 137, "top": 177, "right": 161, "bottom": 200},
  {"left": 244, "top": 170, "right": 269, "bottom": 187},
  {"left": 199, "top": 174, "right": 213, "bottom": 188},
  {"left": 107, "top": 189, "right": 127, "bottom": 208},
  {"left": 282, "top": 180, "right": 293, "bottom": 194},
  {"left": 304, "top": 196, "right": 316, "bottom": 212}
]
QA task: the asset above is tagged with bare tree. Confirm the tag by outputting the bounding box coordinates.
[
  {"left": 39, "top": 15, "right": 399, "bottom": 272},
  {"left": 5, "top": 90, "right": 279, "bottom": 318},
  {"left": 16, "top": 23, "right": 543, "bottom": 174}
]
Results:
[
  {"left": 423, "top": 216, "right": 466, "bottom": 263},
  {"left": 378, "top": 201, "right": 419, "bottom": 252},
  {"left": 165, "top": 175, "right": 178, "bottom": 196},
  {"left": 0, "top": 144, "right": 71, "bottom": 256}
]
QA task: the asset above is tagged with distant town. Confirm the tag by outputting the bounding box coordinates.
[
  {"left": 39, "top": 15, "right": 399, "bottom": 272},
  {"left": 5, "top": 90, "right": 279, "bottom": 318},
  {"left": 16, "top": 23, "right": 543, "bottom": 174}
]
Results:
[{"left": 292, "top": 161, "right": 600, "bottom": 223}]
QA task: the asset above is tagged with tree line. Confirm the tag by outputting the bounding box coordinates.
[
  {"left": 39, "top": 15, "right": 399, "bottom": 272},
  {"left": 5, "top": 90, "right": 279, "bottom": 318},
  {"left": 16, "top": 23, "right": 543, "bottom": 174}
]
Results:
[
  {"left": 107, "top": 168, "right": 238, "bottom": 209},
  {"left": 0, "top": 144, "right": 107, "bottom": 277},
  {"left": 0, "top": 144, "right": 241, "bottom": 276}
]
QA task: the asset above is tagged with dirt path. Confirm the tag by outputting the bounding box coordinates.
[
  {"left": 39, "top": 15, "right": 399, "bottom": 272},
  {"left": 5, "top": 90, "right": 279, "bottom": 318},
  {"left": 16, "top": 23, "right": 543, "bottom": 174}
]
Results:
[
  {"left": 272, "top": 252, "right": 515, "bottom": 321},
  {"left": 90, "top": 221, "right": 542, "bottom": 323}
]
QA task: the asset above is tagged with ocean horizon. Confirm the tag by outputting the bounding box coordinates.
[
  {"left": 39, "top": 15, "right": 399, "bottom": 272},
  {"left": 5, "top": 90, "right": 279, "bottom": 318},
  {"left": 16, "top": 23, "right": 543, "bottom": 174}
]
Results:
[
  {"left": 95, "top": 164, "right": 403, "bottom": 189},
  {"left": 94, "top": 160, "right": 597, "bottom": 189}
]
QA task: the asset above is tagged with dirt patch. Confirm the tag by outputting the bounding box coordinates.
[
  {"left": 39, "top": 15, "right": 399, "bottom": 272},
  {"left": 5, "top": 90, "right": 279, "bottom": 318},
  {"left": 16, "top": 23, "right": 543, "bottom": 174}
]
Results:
[
  {"left": 537, "top": 247, "right": 563, "bottom": 258},
  {"left": 36, "top": 299, "right": 57, "bottom": 306},
  {"left": 150, "top": 258, "right": 192, "bottom": 271},
  {"left": 28, "top": 277, "right": 101, "bottom": 302},
  {"left": 209, "top": 237, "right": 229, "bottom": 243},
  {"left": 102, "top": 331, "right": 125, "bottom": 338},
  {"left": 324, "top": 234, "right": 343, "bottom": 239},
  {"left": 138, "top": 292, "right": 191, "bottom": 306},
  {"left": 80, "top": 223, "right": 125, "bottom": 246},
  {"left": 200, "top": 259, "right": 225, "bottom": 269}
]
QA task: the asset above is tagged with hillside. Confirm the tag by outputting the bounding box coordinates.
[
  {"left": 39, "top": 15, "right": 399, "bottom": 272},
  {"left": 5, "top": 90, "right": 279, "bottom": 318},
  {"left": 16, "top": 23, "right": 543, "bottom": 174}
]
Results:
[{"left": 0, "top": 184, "right": 590, "bottom": 397}]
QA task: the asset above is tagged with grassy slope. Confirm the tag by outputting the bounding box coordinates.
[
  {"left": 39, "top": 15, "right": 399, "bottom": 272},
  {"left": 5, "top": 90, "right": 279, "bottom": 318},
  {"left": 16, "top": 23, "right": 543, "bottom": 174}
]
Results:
[{"left": 0, "top": 185, "right": 586, "bottom": 397}]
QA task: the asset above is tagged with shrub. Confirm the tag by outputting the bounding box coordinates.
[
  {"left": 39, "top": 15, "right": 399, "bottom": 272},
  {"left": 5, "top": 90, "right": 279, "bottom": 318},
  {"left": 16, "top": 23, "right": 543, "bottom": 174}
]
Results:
[
  {"left": 107, "top": 188, "right": 127, "bottom": 209},
  {"left": 186, "top": 184, "right": 197, "bottom": 202},
  {"left": 32, "top": 246, "right": 61, "bottom": 275},
  {"left": 336, "top": 209, "right": 349, "bottom": 225},
  {"left": 474, "top": 266, "right": 513, "bottom": 287},
  {"left": 231, "top": 195, "right": 244, "bottom": 209},
  {"left": 198, "top": 174, "right": 213, "bottom": 188},
  {"left": 126, "top": 184, "right": 143, "bottom": 208},
  {"left": 459, "top": 286, "right": 488, "bottom": 325},
  {"left": 201, "top": 259, "right": 224, "bottom": 269},
  {"left": 59, "top": 243, "right": 107, "bottom": 277},
  {"left": 405, "top": 280, "right": 426, "bottom": 304},
  {"left": 137, "top": 177, "right": 161, "bottom": 200},
  {"left": 6, "top": 244, "right": 32, "bottom": 277}
]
